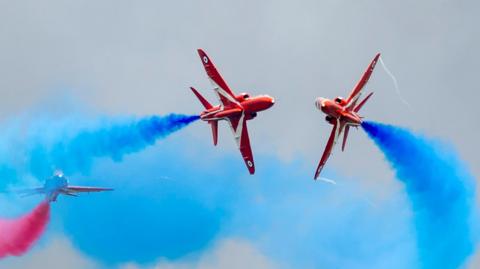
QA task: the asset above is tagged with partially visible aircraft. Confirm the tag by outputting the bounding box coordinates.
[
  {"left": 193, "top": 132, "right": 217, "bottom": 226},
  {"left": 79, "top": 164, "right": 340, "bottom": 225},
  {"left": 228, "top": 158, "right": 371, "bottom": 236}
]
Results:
[
  {"left": 190, "top": 49, "right": 275, "bottom": 174},
  {"left": 313, "top": 53, "right": 380, "bottom": 179},
  {"left": 18, "top": 170, "right": 113, "bottom": 202}
]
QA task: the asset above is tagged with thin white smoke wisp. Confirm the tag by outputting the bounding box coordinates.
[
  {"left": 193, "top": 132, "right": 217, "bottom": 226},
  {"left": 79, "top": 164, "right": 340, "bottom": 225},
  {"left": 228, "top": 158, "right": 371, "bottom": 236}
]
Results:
[
  {"left": 318, "top": 177, "right": 337, "bottom": 185},
  {"left": 379, "top": 56, "right": 413, "bottom": 111},
  {"left": 316, "top": 178, "right": 379, "bottom": 208}
]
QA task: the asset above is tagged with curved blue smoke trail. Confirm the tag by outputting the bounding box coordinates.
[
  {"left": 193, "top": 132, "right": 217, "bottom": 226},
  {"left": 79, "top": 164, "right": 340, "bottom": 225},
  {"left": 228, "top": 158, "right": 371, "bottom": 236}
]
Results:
[{"left": 362, "top": 121, "right": 477, "bottom": 269}]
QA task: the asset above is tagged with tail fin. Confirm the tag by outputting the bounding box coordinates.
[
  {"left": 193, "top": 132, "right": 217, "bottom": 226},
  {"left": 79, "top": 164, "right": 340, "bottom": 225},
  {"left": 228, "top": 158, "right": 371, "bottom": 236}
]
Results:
[
  {"left": 190, "top": 87, "right": 218, "bottom": 146},
  {"left": 210, "top": 121, "right": 218, "bottom": 146},
  {"left": 343, "top": 92, "right": 373, "bottom": 151},
  {"left": 190, "top": 87, "right": 212, "bottom": 109},
  {"left": 354, "top": 92, "right": 373, "bottom": 113},
  {"left": 342, "top": 125, "right": 350, "bottom": 152}
]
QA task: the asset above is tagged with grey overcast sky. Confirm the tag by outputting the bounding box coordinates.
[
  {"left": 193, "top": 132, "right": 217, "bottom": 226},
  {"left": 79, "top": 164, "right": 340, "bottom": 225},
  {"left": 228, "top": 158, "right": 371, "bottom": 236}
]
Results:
[
  {"left": 0, "top": 0, "right": 478, "bottom": 178},
  {"left": 0, "top": 0, "right": 478, "bottom": 268}
]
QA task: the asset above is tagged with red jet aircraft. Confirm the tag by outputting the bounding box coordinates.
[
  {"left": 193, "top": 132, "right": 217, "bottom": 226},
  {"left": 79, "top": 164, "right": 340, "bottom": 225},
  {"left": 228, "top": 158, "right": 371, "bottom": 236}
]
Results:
[
  {"left": 313, "top": 53, "right": 380, "bottom": 179},
  {"left": 190, "top": 49, "right": 275, "bottom": 174}
]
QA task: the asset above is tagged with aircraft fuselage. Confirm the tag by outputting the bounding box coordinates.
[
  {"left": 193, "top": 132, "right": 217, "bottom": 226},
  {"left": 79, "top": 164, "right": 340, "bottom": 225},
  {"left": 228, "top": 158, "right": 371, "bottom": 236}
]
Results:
[
  {"left": 315, "top": 97, "right": 362, "bottom": 126},
  {"left": 200, "top": 94, "right": 275, "bottom": 121},
  {"left": 43, "top": 174, "right": 68, "bottom": 202}
]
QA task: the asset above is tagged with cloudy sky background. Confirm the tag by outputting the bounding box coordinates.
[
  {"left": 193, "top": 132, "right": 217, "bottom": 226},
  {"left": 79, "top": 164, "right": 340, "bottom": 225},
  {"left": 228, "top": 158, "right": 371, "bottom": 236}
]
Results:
[{"left": 0, "top": 1, "right": 478, "bottom": 268}]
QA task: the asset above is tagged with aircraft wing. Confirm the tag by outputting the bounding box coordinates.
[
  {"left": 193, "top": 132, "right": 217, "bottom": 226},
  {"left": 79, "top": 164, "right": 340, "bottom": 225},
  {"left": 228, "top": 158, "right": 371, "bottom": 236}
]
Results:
[
  {"left": 227, "top": 113, "right": 255, "bottom": 174},
  {"left": 345, "top": 53, "right": 380, "bottom": 110},
  {"left": 314, "top": 120, "right": 346, "bottom": 179},
  {"left": 65, "top": 186, "right": 113, "bottom": 193},
  {"left": 15, "top": 187, "right": 45, "bottom": 197},
  {"left": 197, "top": 49, "right": 241, "bottom": 108}
]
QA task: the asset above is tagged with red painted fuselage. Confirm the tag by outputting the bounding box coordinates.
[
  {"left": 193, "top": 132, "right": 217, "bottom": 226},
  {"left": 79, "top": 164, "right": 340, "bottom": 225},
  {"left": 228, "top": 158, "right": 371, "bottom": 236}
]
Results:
[
  {"left": 200, "top": 95, "right": 274, "bottom": 122},
  {"left": 191, "top": 49, "right": 275, "bottom": 175},
  {"left": 312, "top": 52, "right": 380, "bottom": 179},
  {"left": 315, "top": 97, "right": 362, "bottom": 126}
]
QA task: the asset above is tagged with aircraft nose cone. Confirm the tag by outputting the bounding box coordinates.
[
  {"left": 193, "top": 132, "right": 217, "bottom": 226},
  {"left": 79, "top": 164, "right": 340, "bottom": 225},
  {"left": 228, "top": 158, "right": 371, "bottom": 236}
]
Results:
[
  {"left": 268, "top": 96, "right": 275, "bottom": 105},
  {"left": 262, "top": 95, "right": 275, "bottom": 109}
]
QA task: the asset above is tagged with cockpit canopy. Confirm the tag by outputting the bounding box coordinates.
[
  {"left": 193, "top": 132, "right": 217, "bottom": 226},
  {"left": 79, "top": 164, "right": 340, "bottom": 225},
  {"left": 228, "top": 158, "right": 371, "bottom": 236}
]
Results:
[
  {"left": 334, "top": 96, "right": 347, "bottom": 106},
  {"left": 236, "top": 93, "right": 250, "bottom": 102},
  {"left": 54, "top": 169, "right": 64, "bottom": 177}
]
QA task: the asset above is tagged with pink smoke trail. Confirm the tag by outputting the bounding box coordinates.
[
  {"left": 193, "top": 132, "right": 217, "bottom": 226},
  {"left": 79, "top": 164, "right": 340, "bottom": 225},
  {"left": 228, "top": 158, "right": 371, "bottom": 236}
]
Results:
[{"left": 0, "top": 201, "right": 50, "bottom": 258}]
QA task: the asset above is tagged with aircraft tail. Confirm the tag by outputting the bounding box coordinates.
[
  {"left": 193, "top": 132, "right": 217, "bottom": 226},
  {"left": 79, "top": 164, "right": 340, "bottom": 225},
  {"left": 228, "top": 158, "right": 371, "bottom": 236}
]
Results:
[
  {"left": 190, "top": 87, "right": 212, "bottom": 109},
  {"left": 190, "top": 87, "right": 218, "bottom": 145},
  {"left": 354, "top": 92, "right": 373, "bottom": 113},
  {"left": 342, "top": 92, "right": 373, "bottom": 152}
]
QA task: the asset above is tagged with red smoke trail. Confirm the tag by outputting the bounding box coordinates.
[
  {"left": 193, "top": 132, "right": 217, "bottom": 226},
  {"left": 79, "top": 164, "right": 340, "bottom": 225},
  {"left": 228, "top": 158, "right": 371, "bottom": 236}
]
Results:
[{"left": 0, "top": 201, "right": 50, "bottom": 258}]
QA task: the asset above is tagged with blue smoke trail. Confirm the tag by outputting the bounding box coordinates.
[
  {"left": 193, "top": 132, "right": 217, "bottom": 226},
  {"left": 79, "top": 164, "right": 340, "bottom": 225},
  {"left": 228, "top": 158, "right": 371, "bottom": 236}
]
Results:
[
  {"left": 362, "top": 121, "right": 477, "bottom": 269},
  {"left": 30, "top": 113, "right": 199, "bottom": 179},
  {"left": 2, "top": 112, "right": 417, "bottom": 268},
  {"left": 0, "top": 113, "right": 199, "bottom": 187}
]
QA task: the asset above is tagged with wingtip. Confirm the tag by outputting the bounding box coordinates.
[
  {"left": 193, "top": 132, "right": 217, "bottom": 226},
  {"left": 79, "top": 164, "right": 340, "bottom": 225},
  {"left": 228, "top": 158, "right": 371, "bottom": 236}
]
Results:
[
  {"left": 249, "top": 165, "right": 255, "bottom": 175},
  {"left": 197, "top": 48, "right": 207, "bottom": 57},
  {"left": 314, "top": 166, "right": 323, "bottom": 180},
  {"left": 197, "top": 49, "right": 212, "bottom": 66}
]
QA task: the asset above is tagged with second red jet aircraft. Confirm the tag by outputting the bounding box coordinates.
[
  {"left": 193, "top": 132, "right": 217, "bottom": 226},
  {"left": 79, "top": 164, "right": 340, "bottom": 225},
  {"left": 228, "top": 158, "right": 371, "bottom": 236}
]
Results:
[
  {"left": 191, "top": 49, "right": 275, "bottom": 174},
  {"left": 313, "top": 53, "right": 380, "bottom": 179}
]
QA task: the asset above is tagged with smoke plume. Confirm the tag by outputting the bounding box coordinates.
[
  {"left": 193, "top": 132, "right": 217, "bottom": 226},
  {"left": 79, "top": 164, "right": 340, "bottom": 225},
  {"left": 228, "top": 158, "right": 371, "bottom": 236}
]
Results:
[
  {"left": 0, "top": 201, "right": 50, "bottom": 258},
  {"left": 362, "top": 121, "right": 477, "bottom": 269}
]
